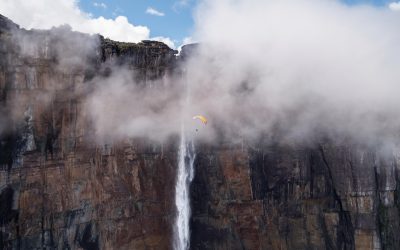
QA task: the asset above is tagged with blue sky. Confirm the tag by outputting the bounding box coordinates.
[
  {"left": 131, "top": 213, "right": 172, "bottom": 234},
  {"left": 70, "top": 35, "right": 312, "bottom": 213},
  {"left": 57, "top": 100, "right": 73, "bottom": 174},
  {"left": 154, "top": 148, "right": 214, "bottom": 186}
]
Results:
[
  {"left": 343, "top": 0, "right": 390, "bottom": 4},
  {"left": 77, "top": 0, "right": 393, "bottom": 45},
  {"left": 78, "top": 0, "right": 199, "bottom": 45},
  {"left": 2, "top": 0, "right": 396, "bottom": 48}
]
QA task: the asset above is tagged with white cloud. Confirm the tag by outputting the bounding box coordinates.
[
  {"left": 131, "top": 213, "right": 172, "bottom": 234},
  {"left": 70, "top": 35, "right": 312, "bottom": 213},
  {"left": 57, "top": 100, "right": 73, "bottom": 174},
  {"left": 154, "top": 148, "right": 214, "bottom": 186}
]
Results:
[
  {"left": 177, "top": 36, "right": 196, "bottom": 53},
  {"left": 146, "top": 7, "right": 165, "bottom": 17},
  {"left": 0, "top": 0, "right": 172, "bottom": 44},
  {"left": 182, "top": 36, "right": 195, "bottom": 45},
  {"left": 389, "top": 1, "right": 400, "bottom": 10},
  {"left": 173, "top": 0, "right": 191, "bottom": 12},
  {"left": 178, "top": 0, "right": 400, "bottom": 144},
  {"left": 84, "top": 16, "right": 149, "bottom": 42},
  {"left": 152, "top": 36, "right": 176, "bottom": 49},
  {"left": 93, "top": 2, "right": 107, "bottom": 9},
  {"left": 176, "top": 0, "right": 189, "bottom": 7},
  {"left": 112, "top": 6, "right": 123, "bottom": 17}
]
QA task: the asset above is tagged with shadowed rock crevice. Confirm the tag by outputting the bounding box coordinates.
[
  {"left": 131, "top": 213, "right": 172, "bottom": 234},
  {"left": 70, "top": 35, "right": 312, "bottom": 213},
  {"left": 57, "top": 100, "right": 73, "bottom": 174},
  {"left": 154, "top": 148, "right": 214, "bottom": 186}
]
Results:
[
  {"left": 0, "top": 186, "right": 18, "bottom": 225},
  {"left": 76, "top": 223, "right": 99, "bottom": 250},
  {"left": 319, "top": 145, "right": 355, "bottom": 250}
]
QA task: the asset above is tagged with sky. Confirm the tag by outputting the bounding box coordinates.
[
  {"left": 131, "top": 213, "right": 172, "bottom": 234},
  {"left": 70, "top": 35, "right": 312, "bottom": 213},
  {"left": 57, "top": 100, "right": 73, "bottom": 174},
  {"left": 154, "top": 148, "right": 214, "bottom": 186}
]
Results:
[
  {"left": 78, "top": 0, "right": 197, "bottom": 46},
  {"left": 0, "top": 0, "right": 399, "bottom": 49},
  {"left": 78, "top": 0, "right": 399, "bottom": 44}
]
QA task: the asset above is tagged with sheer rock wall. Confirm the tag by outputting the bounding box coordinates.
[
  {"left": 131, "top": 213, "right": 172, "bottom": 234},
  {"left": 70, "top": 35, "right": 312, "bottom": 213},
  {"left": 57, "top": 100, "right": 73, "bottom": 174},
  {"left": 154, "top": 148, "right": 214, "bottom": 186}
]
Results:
[
  {"left": 0, "top": 14, "right": 177, "bottom": 250},
  {"left": 1, "top": 14, "right": 400, "bottom": 250}
]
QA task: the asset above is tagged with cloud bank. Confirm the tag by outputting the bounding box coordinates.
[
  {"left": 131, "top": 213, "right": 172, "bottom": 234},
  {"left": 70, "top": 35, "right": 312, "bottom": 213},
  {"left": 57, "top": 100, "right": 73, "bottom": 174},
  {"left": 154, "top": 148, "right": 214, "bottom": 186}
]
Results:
[
  {"left": 0, "top": 0, "right": 175, "bottom": 46},
  {"left": 87, "top": 0, "right": 400, "bottom": 146},
  {"left": 85, "top": 70, "right": 182, "bottom": 142},
  {"left": 178, "top": 0, "right": 400, "bottom": 145},
  {"left": 4, "top": 0, "right": 400, "bottom": 149}
]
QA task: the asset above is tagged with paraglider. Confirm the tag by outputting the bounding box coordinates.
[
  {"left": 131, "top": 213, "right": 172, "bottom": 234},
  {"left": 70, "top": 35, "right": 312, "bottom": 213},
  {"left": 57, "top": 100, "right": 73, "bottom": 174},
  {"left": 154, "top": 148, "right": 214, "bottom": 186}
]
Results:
[
  {"left": 193, "top": 115, "right": 207, "bottom": 132},
  {"left": 192, "top": 115, "right": 207, "bottom": 125}
]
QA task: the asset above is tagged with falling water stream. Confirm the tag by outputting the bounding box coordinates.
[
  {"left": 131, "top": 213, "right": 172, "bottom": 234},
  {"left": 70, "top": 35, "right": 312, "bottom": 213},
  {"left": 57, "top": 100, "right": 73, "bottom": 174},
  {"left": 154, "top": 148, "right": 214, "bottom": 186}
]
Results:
[
  {"left": 174, "top": 128, "right": 195, "bottom": 250},
  {"left": 174, "top": 69, "right": 196, "bottom": 250}
]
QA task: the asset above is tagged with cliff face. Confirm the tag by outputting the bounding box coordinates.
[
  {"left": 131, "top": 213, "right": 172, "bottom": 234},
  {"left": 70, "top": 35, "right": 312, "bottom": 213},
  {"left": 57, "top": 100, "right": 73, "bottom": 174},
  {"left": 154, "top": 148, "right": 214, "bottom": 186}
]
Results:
[
  {"left": 1, "top": 14, "right": 400, "bottom": 250},
  {"left": 0, "top": 15, "right": 178, "bottom": 249},
  {"left": 190, "top": 143, "right": 400, "bottom": 250}
]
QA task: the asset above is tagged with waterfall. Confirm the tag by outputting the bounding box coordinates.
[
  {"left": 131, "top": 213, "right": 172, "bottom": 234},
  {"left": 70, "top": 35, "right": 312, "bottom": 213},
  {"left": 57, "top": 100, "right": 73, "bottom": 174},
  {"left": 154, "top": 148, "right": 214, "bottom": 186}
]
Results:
[
  {"left": 174, "top": 68, "right": 196, "bottom": 250},
  {"left": 174, "top": 126, "right": 196, "bottom": 250}
]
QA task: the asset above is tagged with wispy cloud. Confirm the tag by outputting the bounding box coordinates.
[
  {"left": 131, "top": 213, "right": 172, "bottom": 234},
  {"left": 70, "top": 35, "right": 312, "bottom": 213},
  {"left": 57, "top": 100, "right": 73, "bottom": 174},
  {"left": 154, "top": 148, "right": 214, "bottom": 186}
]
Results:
[
  {"left": 112, "top": 6, "right": 123, "bottom": 17},
  {"left": 182, "top": 36, "right": 195, "bottom": 45},
  {"left": 173, "top": 0, "right": 190, "bottom": 12},
  {"left": 389, "top": 1, "right": 400, "bottom": 10},
  {"left": 146, "top": 7, "right": 165, "bottom": 16},
  {"left": 93, "top": 2, "right": 107, "bottom": 9}
]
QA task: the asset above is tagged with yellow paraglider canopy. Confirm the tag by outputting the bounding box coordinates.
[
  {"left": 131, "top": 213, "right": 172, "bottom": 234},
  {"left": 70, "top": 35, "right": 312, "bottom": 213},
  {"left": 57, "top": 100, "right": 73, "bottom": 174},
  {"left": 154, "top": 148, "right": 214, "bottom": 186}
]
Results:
[{"left": 193, "top": 115, "right": 208, "bottom": 125}]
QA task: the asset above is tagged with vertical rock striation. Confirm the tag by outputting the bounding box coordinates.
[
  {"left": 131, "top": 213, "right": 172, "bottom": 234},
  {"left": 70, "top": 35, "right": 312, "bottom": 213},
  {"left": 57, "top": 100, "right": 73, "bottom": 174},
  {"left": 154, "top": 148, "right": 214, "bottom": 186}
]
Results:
[
  {"left": 0, "top": 14, "right": 178, "bottom": 249},
  {"left": 1, "top": 14, "right": 400, "bottom": 250},
  {"left": 190, "top": 141, "right": 400, "bottom": 250}
]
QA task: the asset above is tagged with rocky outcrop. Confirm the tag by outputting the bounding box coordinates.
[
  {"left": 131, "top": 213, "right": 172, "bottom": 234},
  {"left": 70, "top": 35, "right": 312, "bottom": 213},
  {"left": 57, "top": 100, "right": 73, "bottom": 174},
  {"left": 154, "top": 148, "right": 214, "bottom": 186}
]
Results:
[{"left": 1, "top": 13, "right": 400, "bottom": 250}]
